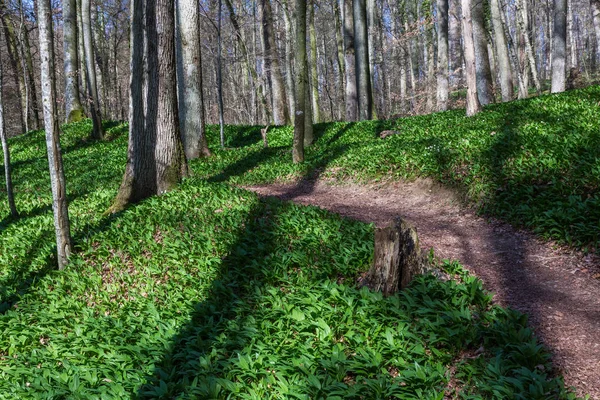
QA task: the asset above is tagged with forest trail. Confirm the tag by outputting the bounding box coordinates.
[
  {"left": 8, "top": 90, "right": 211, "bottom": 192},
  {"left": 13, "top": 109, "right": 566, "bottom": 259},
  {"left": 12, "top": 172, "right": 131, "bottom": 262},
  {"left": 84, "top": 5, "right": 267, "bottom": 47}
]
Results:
[{"left": 244, "top": 178, "right": 600, "bottom": 399}]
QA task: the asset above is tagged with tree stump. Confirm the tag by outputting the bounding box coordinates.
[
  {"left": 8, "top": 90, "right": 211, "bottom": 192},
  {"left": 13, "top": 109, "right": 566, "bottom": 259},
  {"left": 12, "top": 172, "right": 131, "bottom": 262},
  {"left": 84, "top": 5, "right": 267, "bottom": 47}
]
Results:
[
  {"left": 362, "top": 216, "right": 426, "bottom": 295},
  {"left": 260, "top": 125, "right": 269, "bottom": 148}
]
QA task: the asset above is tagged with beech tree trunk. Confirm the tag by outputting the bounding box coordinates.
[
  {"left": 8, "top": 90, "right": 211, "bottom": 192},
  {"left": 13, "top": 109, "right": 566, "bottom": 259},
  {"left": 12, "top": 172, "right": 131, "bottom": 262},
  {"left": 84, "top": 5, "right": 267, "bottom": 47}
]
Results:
[
  {"left": 461, "top": 0, "right": 482, "bottom": 116},
  {"left": 82, "top": 0, "right": 104, "bottom": 139},
  {"left": 38, "top": 0, "right": 73, "bottom": 269},
  {"left": 436, "top": 0, "right": 449, "bottom": 111},
  {"left": 343, "top": 0, "right": 358, "bottom": 121},
  {"left": 472, "top": 0, "right": 494, "bottom": 105},
  {"left": 0, "top": 55, "right": 17, "bottom": 217},
  {"left": 176, "top": 0, "right": 210, "bottom": 159},
  {"left": 353, "top": 0, "right": 372, "bottom": 120},
  {"left": 63, "top": 0, "right": 85, "bottom": 122},
  {"left": 308, "top": 0, "right": 321, "bottom": 124},
  {"left": 490, "top": 0, "right": 514, "bottom": 101},
  {"left": 592, "top": 0, "right": 600, "bottom": 63},
  {"left": 552, "top": 0, "right": 567, "bottom": 92},
  {"left": 110, "top": 0, "right": 187, "bottom": 213},
  {"left": 293, "top": 0, "right": 307, "bottom": 163}
]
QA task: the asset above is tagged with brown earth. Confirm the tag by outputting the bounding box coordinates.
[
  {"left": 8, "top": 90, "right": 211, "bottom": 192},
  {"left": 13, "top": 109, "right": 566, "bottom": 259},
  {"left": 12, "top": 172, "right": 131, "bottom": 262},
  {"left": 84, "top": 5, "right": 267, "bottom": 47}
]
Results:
[{"left": 244, "top": 178, "right": 600, "bottom": 399}]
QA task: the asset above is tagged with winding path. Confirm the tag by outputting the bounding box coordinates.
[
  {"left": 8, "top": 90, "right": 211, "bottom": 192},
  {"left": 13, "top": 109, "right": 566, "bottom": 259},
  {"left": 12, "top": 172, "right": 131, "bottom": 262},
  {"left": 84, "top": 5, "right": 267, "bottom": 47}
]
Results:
[{"left": 245, "top": 178, "right": 600, "bottom": 399}]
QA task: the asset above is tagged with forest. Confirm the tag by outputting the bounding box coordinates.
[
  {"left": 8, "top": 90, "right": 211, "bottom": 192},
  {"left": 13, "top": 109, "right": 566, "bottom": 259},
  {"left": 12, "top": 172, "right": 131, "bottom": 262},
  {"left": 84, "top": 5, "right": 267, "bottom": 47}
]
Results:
[{"left": 0, "top": 0, "right": 600, "bottom": 398}]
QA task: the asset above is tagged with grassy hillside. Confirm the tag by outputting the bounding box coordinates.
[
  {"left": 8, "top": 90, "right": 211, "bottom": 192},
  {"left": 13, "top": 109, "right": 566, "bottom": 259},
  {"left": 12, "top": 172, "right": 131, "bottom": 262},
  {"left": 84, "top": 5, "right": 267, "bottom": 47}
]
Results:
[
  {"left": 0, "top": 89, "right": 591, "bottom": 398},
  {"left": 196, "top": 86, "right": 600, "bottom": 250}
]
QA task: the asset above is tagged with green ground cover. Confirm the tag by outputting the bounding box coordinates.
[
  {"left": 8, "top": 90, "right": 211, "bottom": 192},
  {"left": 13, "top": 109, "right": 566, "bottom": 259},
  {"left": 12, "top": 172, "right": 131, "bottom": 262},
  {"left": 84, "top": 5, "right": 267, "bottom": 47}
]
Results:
[
  {"left": 0, "top": 87, "right": 591, "bottom": 398},
  {"left": 196, "top": 86, "right": 600, "bottom": 249}
]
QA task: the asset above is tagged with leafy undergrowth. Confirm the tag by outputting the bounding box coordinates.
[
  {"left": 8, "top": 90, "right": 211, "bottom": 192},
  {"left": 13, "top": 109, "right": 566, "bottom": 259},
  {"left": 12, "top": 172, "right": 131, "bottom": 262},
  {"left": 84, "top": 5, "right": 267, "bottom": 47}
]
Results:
[
  {"left": 0, "top": 119, "right": 581, "bottom": 398},
  {"left": 195, "top": 86, "right": 600, "bottom": 250}
]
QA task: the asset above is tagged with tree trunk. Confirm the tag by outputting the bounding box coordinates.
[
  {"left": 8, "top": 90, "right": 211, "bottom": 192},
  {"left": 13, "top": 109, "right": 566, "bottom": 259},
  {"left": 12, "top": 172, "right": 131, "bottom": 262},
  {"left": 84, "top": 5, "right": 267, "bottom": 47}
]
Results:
[
  {"left": 110, "top": 0, "right": 187, "bottom": 213},
  {"left": 63, "top": 0, "right": 85, "bottom": 122},
  {"left": 437, "top": 0, "right": 450, "bottom": 111},
  {"left": 490, "top": 0, "right": 514, "bottom": 101},
  {"left": 176, "top": 0, "right": 210, "bottom": 159},
  {"left": 353, "top": 0, "right": 372, "bottom": 120},
  {"left": 293, "top": 0, "right": 307, "bottom": 163},
  {"left": 361, "top": 216, "right": 426, "bottom": 295},
  {"left": 0, "top": 55, "right": 17, "bottom": 217},
  {"left": 82, "top": 0, "right": 104, "bottom": 139},
  {"left": 472, "top": 0, "right": 494, "bottom": 105},
  {"left": 38, "top": 0, "right": 73, "bottom": 269},
  {"left": 308, "top": 0, "right": 321, "bottom": 123},
  {"left": 343, "top": 0, "right": 358, "bottom": 121},
  {"left": 552, "top": 0, "right": 567, "bottom": 92},
  {"left": 334, "top": 0, "right": 345, "bottom": 120},
  {"left": 217, "top": 0, "right": 225, "bottom": 147},
  {"left": 282, "top": 0, "right": 296, "bottom": 123},
  {"left": 592, "top": 0, "right": 600, "bottom": 66},
  {"left": 461, "top": 0, "right": 482, "bottom": 116},
  {"left": 263, "top": 0, "right": 289, "bottom": 125}
]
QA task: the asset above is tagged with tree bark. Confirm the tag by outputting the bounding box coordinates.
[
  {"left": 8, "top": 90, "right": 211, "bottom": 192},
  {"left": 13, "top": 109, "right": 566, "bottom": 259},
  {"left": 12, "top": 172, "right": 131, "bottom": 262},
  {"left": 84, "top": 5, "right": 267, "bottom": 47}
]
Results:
[
  {"left": 353, "top": 0, "right": 372, "bottom": 120},
  {"left": 516, "top": 0, "right": 542, "bottom": 94},
  {"left": 82, "top": 0, "right": 104, "bottom": 139},
  {"left": 343, "top": 0, "right": 358, "bottom": 121},
  {"left": 308, "top": 0, "right": 321, "bottom": 123},
  {"left": 436, "top": 0, "right": 450, "bottom": 111},
  {"left": 110, "top": 0, "right": 187, "bottom": 213},
  {"left": 217, "top": 0, "right": 225, "bottom": 147},
  {"left": 263, "top": 0, "right": 290, "bottom": 125},
  {"left": 472, "top": 0, "right": 494, "bottom": 105},
  {"left": 490, "top": 0, "right": 514, "bottom": 101},
  {"left": 461, "top": 0, "right": 482, "bottom": 116},
  {"left": 362, "top": 216, "right": 425, "bottom": 295},
  {"left": 176, "top": 0, "right": 210, "bottom": 159},
  {"left": 0, "top": 55, "right": 17, "bottom": 217},
  {"left": 293, "top": 0, "right": 307, "bottom": 163},
  {"left": 592, "top": 0, "right": 600, "bottom": 66},
  {"left": 63, "top": 0, "right": 85, "bottom": 122},
  {"left": 552, "top": 0, "right": 567, "bottom": 92},
  {"left": 38, "top": 0, "right": 73, "bottom": 269}
]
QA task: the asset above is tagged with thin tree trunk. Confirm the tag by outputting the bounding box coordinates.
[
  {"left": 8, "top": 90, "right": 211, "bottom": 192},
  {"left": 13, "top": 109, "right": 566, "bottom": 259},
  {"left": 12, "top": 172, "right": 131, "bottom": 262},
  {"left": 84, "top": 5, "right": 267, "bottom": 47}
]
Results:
[
  {"left": 63, "top": 0, "right": 85, "bottom": 122},
  {"left": 490, "top": 0, "right": 514, "bottom": 101},
  {"left": 437, "top": 0, "right": 450, "bottom": 111},
  {"left": 461, "top": 0, "right": 482, "bottom": 116},
  {"left": 343, "top": 0, "right": 358, "bottom": 121},
  {"left": 592, "top": 0, "right": 600, "bottom": 65},
  {"left": 217, "top": 0, "right": 225, "bottom": 146},
  {"left": 282, "top": 0, "right": 296, "bottom": 123},
  {"left": 38, "top": 0, "right": 73, "bottom": 269},
  {"left": 354, "top": 0, "right": 372, "bottom": 120},
  {"left": 472, "top": 0, "right": 494, "bottom": 105},
  {"left": 552, "top": 0, "right": 567, "bottom": 92},
  {"left": 82, "top": 0, "right": 104, "bottom": 139},
  {"left": 308, "top": 0, "right": 321, "bottom": 123},
  {"left": 334, "top": 0, "right": 345, "bottom": 119},
  {"left": 176, "top": 0, "right": 210, "bottom": 159},
  {"left": 0, "top": 55, "right": 17, "bottom": 217},
  {"left": 293, "top": 0, "right": 307, "bottom": 163}
]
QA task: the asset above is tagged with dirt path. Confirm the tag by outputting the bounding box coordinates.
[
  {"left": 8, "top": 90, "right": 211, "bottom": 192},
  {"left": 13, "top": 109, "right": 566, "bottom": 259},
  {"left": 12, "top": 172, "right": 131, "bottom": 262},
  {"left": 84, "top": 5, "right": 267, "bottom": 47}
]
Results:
[{"left": 244, "top": 178, "right": 600, "bottom": 399}]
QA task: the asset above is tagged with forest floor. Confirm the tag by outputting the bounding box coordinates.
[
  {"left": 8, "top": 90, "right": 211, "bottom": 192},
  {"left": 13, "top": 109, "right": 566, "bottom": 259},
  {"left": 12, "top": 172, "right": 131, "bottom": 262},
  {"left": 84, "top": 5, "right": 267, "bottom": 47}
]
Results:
[{"left": 245, "top": 177, "right": 600, "bottom": 400}]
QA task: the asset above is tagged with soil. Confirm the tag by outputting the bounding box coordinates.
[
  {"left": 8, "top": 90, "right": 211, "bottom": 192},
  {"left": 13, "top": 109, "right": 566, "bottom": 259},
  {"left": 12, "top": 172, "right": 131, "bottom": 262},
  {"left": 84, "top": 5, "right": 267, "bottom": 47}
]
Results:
[{"left": 244, "top": 178, "right": 600, "bottom": 399}]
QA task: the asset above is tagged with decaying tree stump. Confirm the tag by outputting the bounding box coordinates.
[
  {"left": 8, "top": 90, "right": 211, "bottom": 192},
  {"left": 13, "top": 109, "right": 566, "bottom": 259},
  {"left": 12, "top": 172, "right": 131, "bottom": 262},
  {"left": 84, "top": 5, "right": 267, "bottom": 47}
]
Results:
[{"left": 362, "top": 216, "right": 427, "bottom": 295}]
